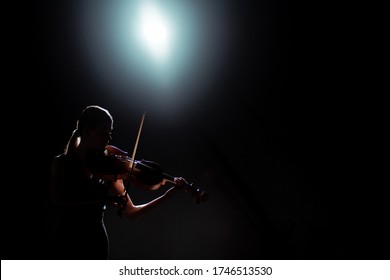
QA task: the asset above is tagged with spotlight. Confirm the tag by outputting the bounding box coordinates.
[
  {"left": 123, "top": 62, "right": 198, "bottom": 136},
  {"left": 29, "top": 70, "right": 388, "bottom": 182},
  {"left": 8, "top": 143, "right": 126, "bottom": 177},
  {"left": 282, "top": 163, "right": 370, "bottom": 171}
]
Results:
[{"left": 137, "top": 2, "right": 172, "bottom": 63}]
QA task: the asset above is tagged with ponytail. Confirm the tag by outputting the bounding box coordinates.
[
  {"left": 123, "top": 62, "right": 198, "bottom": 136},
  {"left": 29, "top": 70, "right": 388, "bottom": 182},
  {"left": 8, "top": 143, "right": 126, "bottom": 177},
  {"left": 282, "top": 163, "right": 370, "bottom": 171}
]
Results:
[{"left": 63, "top": 128, "right": 81, "bottom": 155}]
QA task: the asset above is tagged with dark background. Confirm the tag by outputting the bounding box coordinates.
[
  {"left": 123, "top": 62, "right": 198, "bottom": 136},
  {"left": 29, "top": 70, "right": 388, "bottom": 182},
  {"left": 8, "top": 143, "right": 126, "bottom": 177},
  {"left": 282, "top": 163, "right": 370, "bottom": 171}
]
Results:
[{"left": 3, "top": 0, "right": 387, "bottom": 260}]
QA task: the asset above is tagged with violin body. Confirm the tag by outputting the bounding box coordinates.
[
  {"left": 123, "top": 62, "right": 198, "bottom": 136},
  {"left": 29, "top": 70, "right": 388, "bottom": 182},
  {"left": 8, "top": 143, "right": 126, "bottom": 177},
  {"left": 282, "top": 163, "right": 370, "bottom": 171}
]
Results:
[{"left": 87, "top": 145, "right": 208, "bottom": 204}]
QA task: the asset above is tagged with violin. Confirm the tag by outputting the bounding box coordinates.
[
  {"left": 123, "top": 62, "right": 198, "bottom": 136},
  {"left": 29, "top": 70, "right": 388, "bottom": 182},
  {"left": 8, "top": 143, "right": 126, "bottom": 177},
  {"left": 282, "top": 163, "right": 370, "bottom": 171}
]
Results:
[{"left": 88, "top": 145, "right": 209, "bottom": 204}]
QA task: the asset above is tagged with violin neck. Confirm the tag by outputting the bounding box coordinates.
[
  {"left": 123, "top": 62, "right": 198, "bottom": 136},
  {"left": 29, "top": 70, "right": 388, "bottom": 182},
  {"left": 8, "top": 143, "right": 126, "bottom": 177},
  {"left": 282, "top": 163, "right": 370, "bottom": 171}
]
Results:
[
  {"left": 162, "top": 173, "right": 208, "bottom": 203},
  {"left": 162, "top": 173, "right": 175, "bottom": 184}
]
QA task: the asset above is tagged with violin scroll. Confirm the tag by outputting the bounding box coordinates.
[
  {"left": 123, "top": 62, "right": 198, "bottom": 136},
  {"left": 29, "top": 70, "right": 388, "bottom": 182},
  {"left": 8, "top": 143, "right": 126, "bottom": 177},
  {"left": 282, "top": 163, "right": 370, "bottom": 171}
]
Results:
[
  {"left": 136, "top": 159, "right": 209, "bottom": 204},
  {"left": 185, "top": 182, "right": 209, "bottom": 204}
]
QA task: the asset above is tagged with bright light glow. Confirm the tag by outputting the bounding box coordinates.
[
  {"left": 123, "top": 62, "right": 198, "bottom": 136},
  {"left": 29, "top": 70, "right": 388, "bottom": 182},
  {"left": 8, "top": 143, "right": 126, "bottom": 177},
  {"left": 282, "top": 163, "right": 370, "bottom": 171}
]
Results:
[
  {"left": 78, "top": 0, "right": 231, "bottom": 117},
  {"left": 138, "top": 3, "right": 171, "bottom": 62}
]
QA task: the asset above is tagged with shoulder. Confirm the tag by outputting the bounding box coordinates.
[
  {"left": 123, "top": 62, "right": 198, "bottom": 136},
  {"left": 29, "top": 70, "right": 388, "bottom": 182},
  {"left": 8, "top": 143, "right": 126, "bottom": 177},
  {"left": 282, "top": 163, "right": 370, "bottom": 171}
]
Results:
[
  {"left": 52, "top": 153, "right": 66, "bottom": 163},
  {"left": 51, "top": 154, "right": 66, "bottom": 171}
]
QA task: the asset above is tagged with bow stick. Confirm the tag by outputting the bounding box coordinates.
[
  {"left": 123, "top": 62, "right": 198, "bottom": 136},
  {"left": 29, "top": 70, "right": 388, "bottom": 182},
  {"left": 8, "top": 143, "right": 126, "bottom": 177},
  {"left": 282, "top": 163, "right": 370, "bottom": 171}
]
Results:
[{"left": 118, "top": 111, "right": 147, "bottom": 217}]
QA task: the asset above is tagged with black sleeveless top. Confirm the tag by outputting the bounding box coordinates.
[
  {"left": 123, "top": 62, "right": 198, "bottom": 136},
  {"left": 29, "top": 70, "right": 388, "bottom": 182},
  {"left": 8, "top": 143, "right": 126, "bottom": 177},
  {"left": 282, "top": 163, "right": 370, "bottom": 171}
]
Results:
[{"left": 49, "top": 153, "right": 110, "bottom": 259}]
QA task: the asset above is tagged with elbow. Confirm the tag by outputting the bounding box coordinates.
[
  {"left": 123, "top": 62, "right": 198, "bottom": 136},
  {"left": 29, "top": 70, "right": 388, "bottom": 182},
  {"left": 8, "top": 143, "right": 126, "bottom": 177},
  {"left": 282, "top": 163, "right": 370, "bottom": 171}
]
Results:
[{"left": 124, "top": 206, "right": 141, "bottom": 220}]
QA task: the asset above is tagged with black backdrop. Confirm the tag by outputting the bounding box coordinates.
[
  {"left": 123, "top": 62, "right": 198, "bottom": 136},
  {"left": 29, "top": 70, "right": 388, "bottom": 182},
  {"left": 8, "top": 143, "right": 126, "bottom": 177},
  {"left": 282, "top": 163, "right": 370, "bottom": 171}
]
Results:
[{"left": 3, "top": 0, "right": 387, "bottom": 260}]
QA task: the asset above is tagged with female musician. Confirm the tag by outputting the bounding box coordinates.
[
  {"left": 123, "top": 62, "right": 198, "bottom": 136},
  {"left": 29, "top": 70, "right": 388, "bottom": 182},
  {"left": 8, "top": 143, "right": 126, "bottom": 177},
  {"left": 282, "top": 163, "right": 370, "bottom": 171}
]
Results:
[{"left": 49, "top": 105, "right": 187, "bottom": 259}]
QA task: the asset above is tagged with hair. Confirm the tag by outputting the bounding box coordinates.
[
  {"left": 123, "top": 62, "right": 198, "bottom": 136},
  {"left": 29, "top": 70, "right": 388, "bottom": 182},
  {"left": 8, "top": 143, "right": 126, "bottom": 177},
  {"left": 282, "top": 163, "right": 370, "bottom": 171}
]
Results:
[{"left": 63, "top": 105, "right": 113, "bottom": 155}]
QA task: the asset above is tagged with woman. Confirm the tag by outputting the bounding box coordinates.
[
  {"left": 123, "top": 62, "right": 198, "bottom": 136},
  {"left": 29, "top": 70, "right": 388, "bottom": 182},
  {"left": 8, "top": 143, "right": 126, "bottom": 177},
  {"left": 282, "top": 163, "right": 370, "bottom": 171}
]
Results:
[{"left": 49, "top": 105, "right": 186, "bottom": 259}]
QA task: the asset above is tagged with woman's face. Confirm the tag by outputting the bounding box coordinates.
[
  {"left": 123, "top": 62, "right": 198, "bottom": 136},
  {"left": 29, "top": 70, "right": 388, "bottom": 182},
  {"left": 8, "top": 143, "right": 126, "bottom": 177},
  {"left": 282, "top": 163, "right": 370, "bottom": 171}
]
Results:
[{"left": 86, "top": 121, "right": 113, "bottom": 151}]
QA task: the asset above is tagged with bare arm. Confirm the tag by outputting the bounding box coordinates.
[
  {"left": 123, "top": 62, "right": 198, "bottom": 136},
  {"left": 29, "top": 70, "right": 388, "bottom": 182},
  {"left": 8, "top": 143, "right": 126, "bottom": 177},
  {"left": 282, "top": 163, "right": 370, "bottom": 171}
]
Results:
[{"left": 109, "top": 178, "right": 185, "bottom": 219}]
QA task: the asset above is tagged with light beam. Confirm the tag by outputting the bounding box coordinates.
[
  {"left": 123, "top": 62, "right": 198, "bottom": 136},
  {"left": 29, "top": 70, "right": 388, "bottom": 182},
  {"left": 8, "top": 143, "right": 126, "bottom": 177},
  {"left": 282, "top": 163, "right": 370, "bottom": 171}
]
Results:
[{"left": 138, "top": 3, "right": 172, "bottom": 63}]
